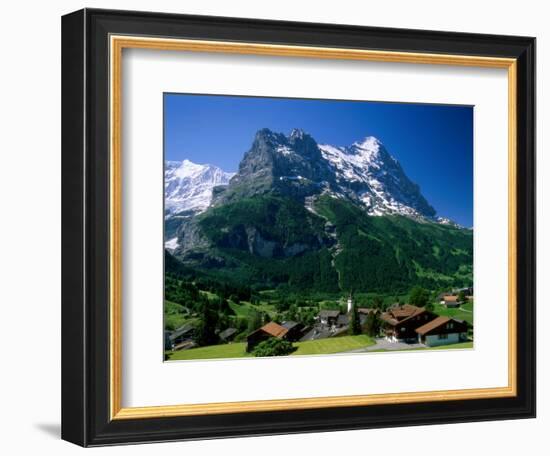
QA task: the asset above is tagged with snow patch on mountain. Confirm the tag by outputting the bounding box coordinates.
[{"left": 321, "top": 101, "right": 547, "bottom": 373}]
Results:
[
  {"left": 435, "top": 216, "right": 463, "bottom": 228},
  {"left": 165, "top": 237, "right": 179, "bottom": 251},
  {"left": 318, "top": 135, "right": 436, "bottom": 220},
  {"left": 165, "top": 159, "right": 235, "bottom": 216}
]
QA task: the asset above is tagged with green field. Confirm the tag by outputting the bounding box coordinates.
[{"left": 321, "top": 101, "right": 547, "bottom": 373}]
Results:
[
  {"left": 167, "top": 334, "right": 375, "bottom": 361},
  {"left": 227, "top": 299, "right": 278, "bottom": 319},
  {"left": 228, "top": 300, "right": 254, "bottom": 317},
  {"left": 369, "top": 341, "right": 473, "bottom": 353},
  {"left": 292, "top": 335, "right": 374, "bottom": 355},
  {"left": 425, "top": 341, "right": 473, "bottom": 350},
  {"left": 168, "top": 342, "right": 250, "bottom": 360},
  {"left": 433, "top": 302, "right": 474, "bottom": 325}
]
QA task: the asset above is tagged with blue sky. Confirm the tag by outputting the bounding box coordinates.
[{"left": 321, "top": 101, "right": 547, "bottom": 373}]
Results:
[{"left": 164, "top": 94, "right": 473, "bottom": 227}]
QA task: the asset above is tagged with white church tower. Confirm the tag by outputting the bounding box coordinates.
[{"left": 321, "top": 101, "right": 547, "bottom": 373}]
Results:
[{"left": 347, "top": 291, "right": 354, "bottom": 314}]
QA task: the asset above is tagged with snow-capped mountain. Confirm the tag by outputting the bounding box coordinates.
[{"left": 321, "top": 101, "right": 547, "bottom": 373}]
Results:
[
  {"left": 165, "top": 129, "right": 458, "bottom": 226},
  {"left": 165, "top": 160, "right": 235, "bottom": 216},
  {"left": 211, "top": 128, "right": 440, "bottom": 221},
  {"left": 165, "top": 129, "right": 471, "bottom": 294},
  {"left": 318, "top": 135, "right": 436, "bottom": 219}
]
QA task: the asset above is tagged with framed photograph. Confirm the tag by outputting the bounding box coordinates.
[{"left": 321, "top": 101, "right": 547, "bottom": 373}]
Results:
[{"left": 61, "top": 8, "right": 536, "bottom": 447}]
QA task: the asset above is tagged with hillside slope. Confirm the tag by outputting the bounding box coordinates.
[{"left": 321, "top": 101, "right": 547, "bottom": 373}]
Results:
[{"left": 169, "top": 195, "right": 472, "bottom": 293}]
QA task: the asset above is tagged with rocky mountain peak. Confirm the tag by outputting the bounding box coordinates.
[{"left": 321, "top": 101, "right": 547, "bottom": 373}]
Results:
[
  {"left": 164, "top": 160, "right": 235, "bottom": 216},
  {"left": 352, "top": 135, "right": 381, "bottom": 151},
  {"left": 289, "top": 128, "right": 310, "bottom": 141},
  {"left": 166, "top": 128, "right": 446, "bottom": 223}
]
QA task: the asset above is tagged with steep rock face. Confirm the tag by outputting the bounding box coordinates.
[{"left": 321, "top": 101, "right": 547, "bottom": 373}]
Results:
[
  {"left": 210, "top": 128, "right": 435, "bottom": 219},
  {"left": 318, "top": 136, "right": 436, "bottom": 218},
  {"left": 212, "top": 128, "right": 336, "bottom": 205},
  {"left": 245, "top": 227, "right": 278, "bottom": 258},
  {"left": 166, "top": 128, "right": 460, "bottom": 263},
  {"left": 170, "top": 194, "right": 335, "bottom": 263}
]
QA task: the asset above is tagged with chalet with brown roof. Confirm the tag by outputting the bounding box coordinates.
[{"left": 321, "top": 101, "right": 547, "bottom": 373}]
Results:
[
  {"left": 415, "top": 316, "right": 469, "bottom": 346},
  {"left": 246, "top": 322, "right": 289, "bottom": 352},
  {"left": 380, "top": 304, "right": 437, "bottom": 342},
  {"left": 441, "top": 295, "right": 460, "bottom": 308}
]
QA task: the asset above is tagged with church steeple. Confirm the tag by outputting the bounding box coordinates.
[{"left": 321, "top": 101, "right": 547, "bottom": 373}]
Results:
[{"left": 347, "top": 290, "right": 354, "bottom": 314}]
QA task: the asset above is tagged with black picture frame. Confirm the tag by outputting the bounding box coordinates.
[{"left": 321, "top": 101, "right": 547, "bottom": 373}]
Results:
[{"left": 62, "top": 8, "right": 536, "bottom": 447}]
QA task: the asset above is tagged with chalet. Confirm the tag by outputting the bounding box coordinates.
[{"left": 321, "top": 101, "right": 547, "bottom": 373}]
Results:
[
  {"left": 415, "top": 316, "right": 469, "bottom": 347},
  {"left": 441, "top": 295, "right": 460, "bottom": 307},
  {"left": 246, "top": 322, "right": 288, "bottom": 352},
  {"left": 219, "top": 327, "right": 238, "bottom": 343},
  {"left": 318, "top": 310, "right": 340, "bottom": 326},
  {"left": 336, "top": 314, "right": 350, "bottom": 327},
  {"left": 281, "top": 321, "right": 305, "bottom": 342},
  {"left": 380, "top": 304, "right": 437, "bottom": 343},
  {"left": 169, "top": 323, "right": 196, "bottom": 346}
]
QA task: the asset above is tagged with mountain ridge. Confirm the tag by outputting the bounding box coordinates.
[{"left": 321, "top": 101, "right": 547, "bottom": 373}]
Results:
[
  {"left": 164, "top": 128, "right": 472, "bottom": 294},
  {"left": 166, "top": 128, "right": 453, "bottom": 225}
]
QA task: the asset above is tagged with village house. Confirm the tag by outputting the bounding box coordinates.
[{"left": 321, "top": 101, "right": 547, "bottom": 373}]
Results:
[
  {"left": 281, "top": 321, "right": 305, "bottom": 342},
  {"left": 246, "top": 321, "right": 288, "bottom": 352},
  {"left": 380, "top": 304, "right": 437, "bottom": 343},
  {"left": 169, "top": 323, "right": 196, "bottom": 349},
  {"left": 302, "top": 307, "right": 349, "bottom": 342},
  {"left": 218, "top": 327, "right": 238, "bottom": 343},
  {"left": 336, "top": 313, "right": 350, "bottom": 327},
  {"left": 441, "top": 295, "right": 460, "bottom": 308},
  {"left": 317, "top": 309, "right": 341, "bottom": 326},
  {"left": 415, "top": 316, "right": 469, "bottom": 347}
]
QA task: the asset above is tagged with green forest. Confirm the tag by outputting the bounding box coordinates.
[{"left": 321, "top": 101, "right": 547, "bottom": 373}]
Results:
[{"left": 174, "top": 194, "right": 472, "bottom": 294}]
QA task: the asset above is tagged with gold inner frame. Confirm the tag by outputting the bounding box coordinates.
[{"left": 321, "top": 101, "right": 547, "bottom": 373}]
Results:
[{"left": 109, "top": 35, "right": 518, "bottom": 420}]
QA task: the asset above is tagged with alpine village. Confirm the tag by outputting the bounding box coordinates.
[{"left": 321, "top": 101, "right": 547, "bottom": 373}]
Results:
[{"left": 164, "top": 129, "right": 474, "bottom": 360}]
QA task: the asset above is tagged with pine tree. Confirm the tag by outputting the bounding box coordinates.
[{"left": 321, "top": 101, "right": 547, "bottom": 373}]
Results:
[
  {"left": 247, "top": 310, "right": 263, "bottom": 333},
  {"left": 409, "top": 286, "right": 430, "bottom": 308},
  {"left": 365, "top": 311, "right": 381, "bottom": 337},
  {"left": 196, "top": 307, "right": 219, "bottom": 346},
  {"left": 351, "top": 306, "right": 361, "bottom": 335}
]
